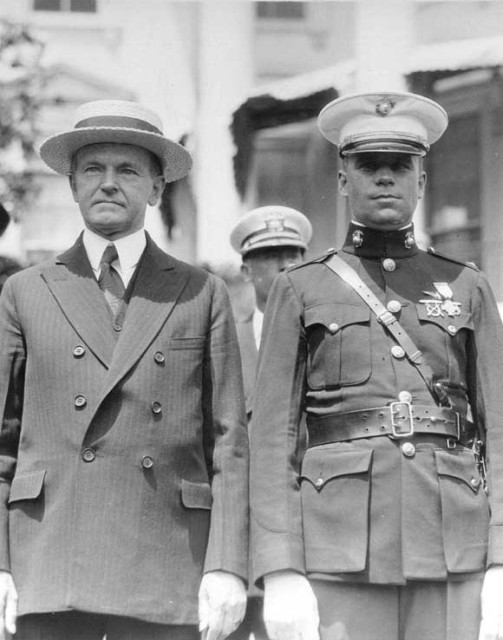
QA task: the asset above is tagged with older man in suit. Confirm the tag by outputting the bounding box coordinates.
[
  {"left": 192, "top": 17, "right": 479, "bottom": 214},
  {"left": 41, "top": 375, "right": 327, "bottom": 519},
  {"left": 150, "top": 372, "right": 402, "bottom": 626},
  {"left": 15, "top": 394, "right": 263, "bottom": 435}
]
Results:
[{"left": 0, "top": 100, "right": 248, "bottom": 640}]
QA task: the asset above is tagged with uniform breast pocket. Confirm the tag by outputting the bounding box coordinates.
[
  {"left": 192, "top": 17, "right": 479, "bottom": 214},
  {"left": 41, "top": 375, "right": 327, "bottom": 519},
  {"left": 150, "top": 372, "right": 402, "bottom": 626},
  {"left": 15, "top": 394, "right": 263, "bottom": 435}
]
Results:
[
  {"left": 304, "top": 303, "right": 371, "bottom": 389},
  {"left": 416, "top": 305, "right": 473, "bottom": 379},
  {"left": 300, "top": 448, "right": 372, "bottom": 573}
]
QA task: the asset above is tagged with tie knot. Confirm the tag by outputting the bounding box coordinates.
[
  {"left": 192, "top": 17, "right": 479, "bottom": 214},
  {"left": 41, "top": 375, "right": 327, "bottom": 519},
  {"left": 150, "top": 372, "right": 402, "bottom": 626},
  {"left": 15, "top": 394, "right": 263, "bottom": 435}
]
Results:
[{"left": 100, "top": 243, "right": 119, "bottom": 267}]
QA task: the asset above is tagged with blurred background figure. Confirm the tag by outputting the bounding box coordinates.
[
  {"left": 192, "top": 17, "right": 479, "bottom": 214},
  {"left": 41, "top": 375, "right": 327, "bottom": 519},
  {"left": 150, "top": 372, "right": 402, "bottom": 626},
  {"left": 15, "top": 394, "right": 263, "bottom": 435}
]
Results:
[
  {"left": 0, "top": 204, "right": 22, "bottom": 294},
  {"left": 228, "top": 204, "right": 312, "bottom": 640}
]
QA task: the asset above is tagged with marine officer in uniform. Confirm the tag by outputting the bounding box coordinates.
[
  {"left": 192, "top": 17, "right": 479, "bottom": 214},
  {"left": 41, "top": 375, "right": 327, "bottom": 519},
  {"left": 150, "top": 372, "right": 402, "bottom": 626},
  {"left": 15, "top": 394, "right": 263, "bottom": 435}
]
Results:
[
  {"left": 230, "top": 205, "right": 312, "bottom": 420},
  {"left": 249, "top": 91, "right": 503, "bottom": 640}
]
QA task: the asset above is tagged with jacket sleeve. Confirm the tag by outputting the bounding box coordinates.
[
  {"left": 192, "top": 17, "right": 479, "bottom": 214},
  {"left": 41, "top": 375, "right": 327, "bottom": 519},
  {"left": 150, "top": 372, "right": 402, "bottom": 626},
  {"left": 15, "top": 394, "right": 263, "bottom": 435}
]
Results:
[
  {"left": 249, "top": 272, "right": 307, "bottom": 585},
  {"left": 202, "top": 275, "right": 249, "bottom": 580},
  {"left": 0, "top": 276, "right": 26, "bottom": 571},
  {"left": 469, "top": 271, "right": 503, "bottom": 566}
]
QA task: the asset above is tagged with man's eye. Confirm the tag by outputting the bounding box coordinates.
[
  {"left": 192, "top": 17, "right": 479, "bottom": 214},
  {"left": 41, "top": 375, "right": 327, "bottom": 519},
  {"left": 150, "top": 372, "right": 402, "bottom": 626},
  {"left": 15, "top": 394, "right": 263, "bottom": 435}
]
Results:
[
  {"left": 121, "top": 168, "right": 138, "bottom": 176},
  {"left": 83, "top": 166, "right": 101, "bottom": 174}
]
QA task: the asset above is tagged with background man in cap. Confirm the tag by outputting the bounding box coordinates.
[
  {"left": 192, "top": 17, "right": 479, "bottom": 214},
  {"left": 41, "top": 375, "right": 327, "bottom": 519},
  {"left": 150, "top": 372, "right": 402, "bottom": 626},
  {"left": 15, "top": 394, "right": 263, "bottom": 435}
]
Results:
[
  {"left": 0, "top": 99, "right": 248, "bottom": 640},
  {"left": 0, "top": 204, "right": 22, "bottom": 295},
  {"left": 228, "top": 205, "right": 311, "bottom": 640},
  {"left": 249, "top": 91, "right": 503, "bottom": 640},
  {"left": 230, "top": 205, "right": 312, "bottom": 421}
]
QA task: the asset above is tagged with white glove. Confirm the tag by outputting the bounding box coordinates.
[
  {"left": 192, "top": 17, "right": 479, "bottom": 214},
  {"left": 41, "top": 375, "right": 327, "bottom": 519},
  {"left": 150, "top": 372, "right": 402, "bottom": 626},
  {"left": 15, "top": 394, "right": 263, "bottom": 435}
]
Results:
[
  {"left": 0, "top": 571, "right": 17, "bottom": 640},
  {"left": 198, "top": 570, "right": 247, "bottom": 640},
  {"left": 263, "top": 570, "right": 320, "bottom": 640},
  {"left": 479, "top": 566, "right": 503, "bottom": 640}
]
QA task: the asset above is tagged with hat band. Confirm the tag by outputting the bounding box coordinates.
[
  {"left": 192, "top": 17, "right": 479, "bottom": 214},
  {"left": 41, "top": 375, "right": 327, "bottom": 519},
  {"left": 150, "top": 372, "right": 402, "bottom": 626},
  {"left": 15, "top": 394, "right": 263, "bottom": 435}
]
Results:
[{"left": 75, "top": 115, "right": 162, "bottom": 136}]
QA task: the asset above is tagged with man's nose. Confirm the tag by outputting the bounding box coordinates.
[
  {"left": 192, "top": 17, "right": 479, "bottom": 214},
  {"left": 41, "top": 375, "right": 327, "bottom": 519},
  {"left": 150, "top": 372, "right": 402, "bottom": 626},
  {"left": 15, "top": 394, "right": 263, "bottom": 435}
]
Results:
[
  {"left": 100, "top": 168, "right": 119, "bottom": 191},
  {"left": 375, "top": 169, "right": 395, "bottom": 186}
]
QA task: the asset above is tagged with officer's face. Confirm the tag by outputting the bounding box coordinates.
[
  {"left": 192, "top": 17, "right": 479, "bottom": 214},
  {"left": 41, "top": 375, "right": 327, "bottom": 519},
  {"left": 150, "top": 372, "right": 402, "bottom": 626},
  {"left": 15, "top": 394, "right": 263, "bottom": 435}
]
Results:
[
  {"left": 242, "top": 248, "right": 304, "bottom": 310},
  {"left": 338, "top": 152, "right": 426, "bottom": 230},
  {"left": 70, "top": 143, "right": 165, "bottom": 240}
]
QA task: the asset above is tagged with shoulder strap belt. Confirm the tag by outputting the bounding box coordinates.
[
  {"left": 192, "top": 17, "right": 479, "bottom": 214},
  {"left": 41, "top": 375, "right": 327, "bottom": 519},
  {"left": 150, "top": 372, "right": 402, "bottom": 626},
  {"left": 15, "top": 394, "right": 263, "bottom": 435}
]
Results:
[{"left": 325, "top": 253, "right": 440, "bottom": 404}]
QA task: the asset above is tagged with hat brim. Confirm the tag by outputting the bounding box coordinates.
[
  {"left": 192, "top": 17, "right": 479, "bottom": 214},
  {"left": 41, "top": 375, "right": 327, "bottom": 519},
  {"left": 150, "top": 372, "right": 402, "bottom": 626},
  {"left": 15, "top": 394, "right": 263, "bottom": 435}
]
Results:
[{"left": 39, "top": 127, "right": 192, "bottom": 183}]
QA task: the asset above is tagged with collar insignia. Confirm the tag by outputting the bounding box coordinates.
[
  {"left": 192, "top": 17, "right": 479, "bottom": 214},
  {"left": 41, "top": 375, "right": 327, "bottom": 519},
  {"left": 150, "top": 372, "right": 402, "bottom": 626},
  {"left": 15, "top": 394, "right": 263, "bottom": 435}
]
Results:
[
  {"left": 420, "top": 282, "right": 461, "bottom": 317},
  {"left": 352, "top": 229, "right": 364, "bottom": 248}
]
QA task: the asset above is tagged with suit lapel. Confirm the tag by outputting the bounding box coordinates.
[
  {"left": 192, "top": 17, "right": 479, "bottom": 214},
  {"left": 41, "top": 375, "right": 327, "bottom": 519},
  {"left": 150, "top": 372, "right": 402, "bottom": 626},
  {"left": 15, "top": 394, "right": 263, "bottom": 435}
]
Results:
[
  {"left": 97, "top": 237, "right": 190, "bottom": 403},
  {"left": 42, "top": 235, "right": 116, "bottom": 367}
]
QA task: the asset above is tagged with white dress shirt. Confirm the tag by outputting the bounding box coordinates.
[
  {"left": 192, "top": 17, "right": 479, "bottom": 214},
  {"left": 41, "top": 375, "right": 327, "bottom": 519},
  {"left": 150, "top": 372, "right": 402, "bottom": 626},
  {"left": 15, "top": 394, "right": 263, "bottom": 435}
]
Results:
[{"left": 82, "top": 228, "right": 147, "bottom": 289}]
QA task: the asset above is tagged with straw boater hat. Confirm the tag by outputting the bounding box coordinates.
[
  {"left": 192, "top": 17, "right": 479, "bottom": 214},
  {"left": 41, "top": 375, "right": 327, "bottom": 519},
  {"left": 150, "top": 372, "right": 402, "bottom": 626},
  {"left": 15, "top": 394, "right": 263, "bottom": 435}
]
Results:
[
  {"left": 231, "top": 205, "right": 312, "bottom": 257},
  {"left": 39, "top": 99, "right": 192, "bottom": 183},
  {"left": 318, "top": 90, "right": 448, "bottom": 156}
]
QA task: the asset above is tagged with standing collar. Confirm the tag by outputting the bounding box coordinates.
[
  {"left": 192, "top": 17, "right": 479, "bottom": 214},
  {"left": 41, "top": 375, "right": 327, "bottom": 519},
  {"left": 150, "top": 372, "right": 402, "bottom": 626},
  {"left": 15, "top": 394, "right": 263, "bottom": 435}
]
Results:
[
  {"left": 83, "top": 227, "right": 147, "bottom": 273},
  {"left": 342, "top": 222, "right": 419, "bottom": 258}
]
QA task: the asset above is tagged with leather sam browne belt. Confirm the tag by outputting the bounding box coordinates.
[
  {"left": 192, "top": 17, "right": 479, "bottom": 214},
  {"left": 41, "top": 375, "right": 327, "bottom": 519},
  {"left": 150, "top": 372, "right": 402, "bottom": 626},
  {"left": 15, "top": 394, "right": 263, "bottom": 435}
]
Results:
[{"left": 307, "top": 402, "right": 476, "bottom": 448}]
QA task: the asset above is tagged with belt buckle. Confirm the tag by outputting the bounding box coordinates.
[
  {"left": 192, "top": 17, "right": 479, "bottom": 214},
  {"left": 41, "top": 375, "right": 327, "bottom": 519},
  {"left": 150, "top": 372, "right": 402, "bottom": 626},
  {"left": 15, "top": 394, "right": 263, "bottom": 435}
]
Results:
[
  {"left": 390, "top": 401, "right": 414, "bottom": 439},
  {"left": 446, "top": 411, "right": 461, "bottom": 448}
]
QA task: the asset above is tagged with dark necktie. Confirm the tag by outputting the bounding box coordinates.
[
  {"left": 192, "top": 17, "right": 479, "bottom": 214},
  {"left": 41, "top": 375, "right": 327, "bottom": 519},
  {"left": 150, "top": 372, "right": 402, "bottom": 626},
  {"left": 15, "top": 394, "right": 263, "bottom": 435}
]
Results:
[{"left": 98, "top": 244, "right": 125, "bottom": 317}]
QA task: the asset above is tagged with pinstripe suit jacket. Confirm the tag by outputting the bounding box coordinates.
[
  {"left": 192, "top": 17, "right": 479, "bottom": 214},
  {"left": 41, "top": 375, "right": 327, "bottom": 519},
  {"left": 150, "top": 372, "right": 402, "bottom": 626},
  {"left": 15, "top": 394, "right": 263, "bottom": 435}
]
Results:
[{"left": 0, "top": 234, "right": 248, "bottom": 625}]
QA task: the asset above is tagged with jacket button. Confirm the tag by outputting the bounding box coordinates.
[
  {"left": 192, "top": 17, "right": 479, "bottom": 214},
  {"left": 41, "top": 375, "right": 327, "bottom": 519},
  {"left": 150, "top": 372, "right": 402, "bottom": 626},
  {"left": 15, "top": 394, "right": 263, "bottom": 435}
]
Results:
[
  {"left": 315, "top": 477, "right": 324, "bottom": 489},
  {"left": 398, "top": 391, "right": 412, "bottom": 403},
  {"left": 447, "top": 325, "right": 457, "bottom": 335},
  {"left": 387, "top": 300, "right": 401, "bottom": 314},
  {"left": 151, "top": 401, "right": 162, "bottom": 414},
  {"left": 391, "top": 345, "right": 405, "bottom": 359},
  {"left": 142, "top": 456, "right": 154, "bottom": 469},
  {"left": 74, "top": 395, "right": 87, "bottom": 408},
  {"left": 328, "top": 323, "right": 339, "bottom": 334},
  {"left": 401, "top": 442, "right": 415, "bottom": 457},
  {"left": 73, "top": 345, "right": 85, "bottom": 358},
  {"left": 113, "top": 323, "right": 122, "bottom": 332},
  {"left": 154, "top": 351, "right": 165, "bottom": 364},
  {"left": 382, "top": 258, "right": 396, "bottom": 272},
  {"left": 82, "top": 448, "right": 95, "bottom": 462},
  {"left": 470, "top": 477, "right": 480, "bottom": 488}
]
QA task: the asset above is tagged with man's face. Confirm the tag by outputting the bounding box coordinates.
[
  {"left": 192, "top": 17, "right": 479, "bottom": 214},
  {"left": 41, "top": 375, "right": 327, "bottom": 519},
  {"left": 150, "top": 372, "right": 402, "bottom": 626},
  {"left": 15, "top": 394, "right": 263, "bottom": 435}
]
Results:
[
  {"left": 338, "top": 152, "right": 426, "bottom": 230},
  {"left": 70, "top": 143, "right": 165, "bottom": 240},
  {"left": 242, "top": 248, "right": 304, "bottom": 310}
]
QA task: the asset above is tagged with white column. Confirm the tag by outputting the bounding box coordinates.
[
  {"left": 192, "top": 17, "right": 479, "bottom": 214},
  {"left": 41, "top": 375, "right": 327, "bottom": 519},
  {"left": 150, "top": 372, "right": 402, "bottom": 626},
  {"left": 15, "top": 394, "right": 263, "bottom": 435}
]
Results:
[{"left": 194, "top": 1, "right": 254, "bottom": 266}]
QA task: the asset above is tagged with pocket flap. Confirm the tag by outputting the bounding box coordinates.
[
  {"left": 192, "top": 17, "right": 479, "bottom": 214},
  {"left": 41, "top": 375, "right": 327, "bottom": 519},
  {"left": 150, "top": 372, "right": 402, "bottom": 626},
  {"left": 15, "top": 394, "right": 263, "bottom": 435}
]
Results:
[
  {"left": 304, "top": 304, "right": 370, "bottom": 332},
  {"left": 416, "top": 304, "right": 473, "bottom": 333},
  {"left": 181, "top": 479, "right": 212, "bottom": 509},
  {"left": 435, "top": 450, "right": 481, "bottom": 492},
  {"left": 168, "top": 337, "right": 205, "bottom": 350},
  {"left": 301, "top": 449, "right": 372, "bottom": 486},
  {"left": 8, "top": 469, "right": 46, "bottom": 504}
]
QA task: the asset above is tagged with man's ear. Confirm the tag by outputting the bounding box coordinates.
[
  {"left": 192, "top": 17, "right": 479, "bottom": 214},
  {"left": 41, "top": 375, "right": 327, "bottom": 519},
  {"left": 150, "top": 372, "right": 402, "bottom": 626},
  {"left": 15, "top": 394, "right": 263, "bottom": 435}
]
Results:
[
  {"left": 69, "top": 174, "right": 79, "bottom": 204},
  {"left": 240, "top": 263, "right": 252, "bottom": 282},
  {"left": 417, "top": 171, "right": 427, "bottom": 201},
  {"left": 338, "top": 169, "right": 349, "bottom": 197},
  {"left": 148, "top": 176, "right": 166, "bottom": 206}
]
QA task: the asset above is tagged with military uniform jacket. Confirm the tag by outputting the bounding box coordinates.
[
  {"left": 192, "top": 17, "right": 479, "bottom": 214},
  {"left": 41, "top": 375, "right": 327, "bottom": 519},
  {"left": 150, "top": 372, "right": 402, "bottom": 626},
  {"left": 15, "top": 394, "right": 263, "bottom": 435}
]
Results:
[
  {"left": 250, "top": 224, "right": 503, "bottom": 586},
  {"left": 0, "top": 234, "right": 249, "bottom": 624}
]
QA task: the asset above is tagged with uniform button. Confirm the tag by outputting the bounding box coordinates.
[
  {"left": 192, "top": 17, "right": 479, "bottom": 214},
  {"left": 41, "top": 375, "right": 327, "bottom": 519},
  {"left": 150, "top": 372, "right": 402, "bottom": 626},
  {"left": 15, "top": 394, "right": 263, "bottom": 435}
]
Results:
[
  {"left": 142, "top": 456, "right": 154, "bottom": 469},
  {"left": 387, "top": 300, "right": 401, "bottom": 314},
  {"left": 151, "top": 401, "right": 162, "bottom": 414},
  {"left": 398, "top": 391, "right": 412, "bottom": 403},
  {"left": 328, "top": 323, "right": 339, "bottom": 334},
  {"left": 154, "top": 351, "right": 165, "bottom": 364},
  {"left": 382, "top": 258, "right": 396, "bottom": 272},
  {"left": 74, "top": 395, "right": 87, "bottom": 408},
  {"left": 113, "top": 323, "right": 122, "bottom": 332},
  {"left": 82, "top": 448, "right": 95, "bottom": 462},
  {"left": 315, "top": 477, "right": 324, "bottom": 489},
  {"left": 73, "top": 345, "right": 85, "bottom": 358},
  {"left": 470, "top": 477, "right": 480, "bottom": 489},
  {"left": 401, "top": 442, "right": 415, "bottom": 457},
  {"left": 391, "top": 345, "right": 405, "bottom": 359},
  {"left": 447, "top": 325, "right": 457, "bottom": 335}
]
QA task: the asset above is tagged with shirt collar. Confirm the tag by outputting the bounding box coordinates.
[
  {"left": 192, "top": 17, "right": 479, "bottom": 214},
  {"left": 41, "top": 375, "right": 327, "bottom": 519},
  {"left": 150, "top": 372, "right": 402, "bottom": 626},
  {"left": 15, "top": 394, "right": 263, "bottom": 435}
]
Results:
[{"left": 83, "top": 228, "right": 147, "bottom": 272}]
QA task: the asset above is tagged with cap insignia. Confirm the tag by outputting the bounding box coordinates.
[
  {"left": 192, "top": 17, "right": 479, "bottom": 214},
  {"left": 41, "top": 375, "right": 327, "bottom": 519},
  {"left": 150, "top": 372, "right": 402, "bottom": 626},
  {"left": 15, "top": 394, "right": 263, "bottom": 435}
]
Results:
[
  {"left": 265, "top": 215, "right": 286, "bottom": 232},
  {"left": 375, "top": 97, "right": 396, "bottom": 117}
]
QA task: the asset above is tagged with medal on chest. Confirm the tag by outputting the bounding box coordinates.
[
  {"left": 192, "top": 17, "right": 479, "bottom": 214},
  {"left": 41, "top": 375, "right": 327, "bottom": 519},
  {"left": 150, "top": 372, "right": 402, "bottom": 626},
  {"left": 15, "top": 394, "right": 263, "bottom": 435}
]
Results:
[{"left": 420, "top": 282, "right": 461, "bottom": 317}]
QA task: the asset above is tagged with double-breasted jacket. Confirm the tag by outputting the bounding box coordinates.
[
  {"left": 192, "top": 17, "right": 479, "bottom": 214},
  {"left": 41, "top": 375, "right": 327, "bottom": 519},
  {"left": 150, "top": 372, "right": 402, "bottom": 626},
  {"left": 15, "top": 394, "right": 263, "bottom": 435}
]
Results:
[{"left": 0, "top": 234, "right": 248, "bottom": 624}]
